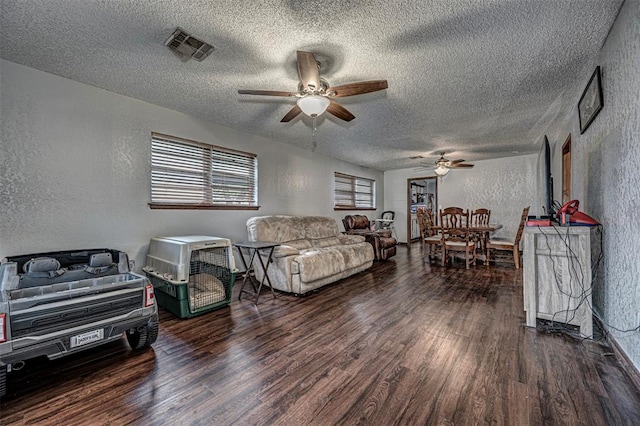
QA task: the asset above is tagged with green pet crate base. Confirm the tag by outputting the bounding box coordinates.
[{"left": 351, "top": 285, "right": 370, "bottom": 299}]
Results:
[{"left": 148, "top": 273, "right": 235, "bottom": 319}]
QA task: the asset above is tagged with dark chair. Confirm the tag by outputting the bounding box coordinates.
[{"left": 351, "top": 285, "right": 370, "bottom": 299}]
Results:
[
  {"left": 343, "top": 214, "right": 397, "bottom": 261},
  {"left": 342, "top": 214, "right": 376, "bottom": 235}
]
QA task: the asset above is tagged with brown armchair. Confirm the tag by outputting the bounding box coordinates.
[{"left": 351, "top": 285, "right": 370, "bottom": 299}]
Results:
[{"left": 342, "top": 215, "right": 397, "bottom": 260}]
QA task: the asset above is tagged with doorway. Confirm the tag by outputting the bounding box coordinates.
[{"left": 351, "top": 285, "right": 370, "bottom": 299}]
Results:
[{"left": 407, "top": 176, "right": 438, "bottom": 242}]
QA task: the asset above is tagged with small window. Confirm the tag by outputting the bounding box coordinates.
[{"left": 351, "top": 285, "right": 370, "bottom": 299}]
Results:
[
  {"left": 334, "top": 172, "right": 376, "bottom": 210},
  {"left": 149, "top": 132, "right": 258, "bottom": 210}
]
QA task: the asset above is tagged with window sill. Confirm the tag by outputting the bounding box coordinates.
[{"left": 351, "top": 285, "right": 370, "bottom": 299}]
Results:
[
  {"left": 149, "top": 203, "right": 260, "bottom": 210},
  {"left": 334, "top": 207, "right": 377, "bottom": 211}
]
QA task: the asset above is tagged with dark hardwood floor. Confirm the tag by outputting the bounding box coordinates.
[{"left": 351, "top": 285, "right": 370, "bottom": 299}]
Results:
[{"left": 2, "top": 244, "right": 640, "bottom": 425}]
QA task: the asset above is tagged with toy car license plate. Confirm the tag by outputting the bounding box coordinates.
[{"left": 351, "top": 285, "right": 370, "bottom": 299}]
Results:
[{"left": 70, "top": 329, "right": 104, "bottom": 348}]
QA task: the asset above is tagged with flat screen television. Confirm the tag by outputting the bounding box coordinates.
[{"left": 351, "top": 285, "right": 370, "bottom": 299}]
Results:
[{"left": 541, "top": 136, "right": 555, "bottom": 218}]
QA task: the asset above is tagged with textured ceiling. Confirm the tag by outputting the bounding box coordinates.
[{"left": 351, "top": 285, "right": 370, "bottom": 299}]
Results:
[{"left": 0, "top": 0, "right": 623, "bottom": 171}]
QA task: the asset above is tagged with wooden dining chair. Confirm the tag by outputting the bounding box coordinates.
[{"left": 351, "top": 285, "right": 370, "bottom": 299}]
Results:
[
  {"left": 487, "top": 206, "right": 530, "bottom": 269},
  {"left": 440, "top": 207, "right": 476, "bottom": 269},
  {"left": 470, "top": 208, "right": 491, "bottom": 258},
  {"left": 470, "top": 208, "right": 491, "bottom": 227},
  {"left": 416, "top": 207, "right": 441, "bottom": 261}
]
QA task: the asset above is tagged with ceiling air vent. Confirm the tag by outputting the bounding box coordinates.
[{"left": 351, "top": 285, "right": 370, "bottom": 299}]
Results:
[{"left": 164, "top": 27, "right": 214, "bottom": 62}]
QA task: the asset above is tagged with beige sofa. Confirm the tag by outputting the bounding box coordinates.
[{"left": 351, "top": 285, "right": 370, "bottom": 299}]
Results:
[{"left": 245, "top": 215, "right": 374, "bottom": 295}]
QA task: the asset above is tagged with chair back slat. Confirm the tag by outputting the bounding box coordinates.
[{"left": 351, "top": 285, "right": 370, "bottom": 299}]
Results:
[
  {"left": 470, "top": 208, "right": 491, "bottom": 227},
  {"left": 440, "top": 207, "right": 470, "bottom": 241},
  {"left": 416, "top": 207, "right": 436, "bottom": 237}
]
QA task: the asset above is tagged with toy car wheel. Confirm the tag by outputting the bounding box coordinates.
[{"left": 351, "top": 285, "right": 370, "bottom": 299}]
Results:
[{"left": 125, "top": 315, "right": 159, "bottom": 350}]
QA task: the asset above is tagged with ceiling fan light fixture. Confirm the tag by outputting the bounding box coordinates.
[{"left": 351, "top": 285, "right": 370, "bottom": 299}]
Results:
[
  {"left": 434, "top": 165, "right": 450, "bottom": 177},
  {"left": 297, "top": 95, "right": 330, "bottom": 117}
]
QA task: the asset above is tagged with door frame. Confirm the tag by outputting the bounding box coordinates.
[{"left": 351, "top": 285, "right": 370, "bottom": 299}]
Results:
[{"left": 406, "top": 176, "right": 438, "bottom": 243}]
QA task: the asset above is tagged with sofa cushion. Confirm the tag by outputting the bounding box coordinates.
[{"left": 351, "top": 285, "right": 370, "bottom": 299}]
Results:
[
  {"left": 246, "top": 215, "right": 307, "bottom": 243},
  {"left": 294, "top": 248, "right": 345, "bottom": 282},
  {"left": 273, "top": 245, "right": 300, "bottom": 258},
  {"left": 332, "top": 244, "right": 375, "bottom": 270},
  {"left": 310, "top": 237, "right": 341, "bottom": 248},
  {"left": 302, "top": 216, "right": 341, "bottom": 239},
  {"left": 247, "top": 215, "right": 342, "bottom": 242},
  {"left": 337, "top": 234, "right": 366, "bottom": 245},
  {"left": 287, "top": 239, "right": 313, "bottom": 250}
]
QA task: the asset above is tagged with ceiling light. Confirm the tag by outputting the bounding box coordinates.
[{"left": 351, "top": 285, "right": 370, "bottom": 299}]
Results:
[
  {"left": 297, "top": 95, "right": 330, "bottom": 117},
  {"left": 434, "top": 165, "right": 450, "bottom": 177}
]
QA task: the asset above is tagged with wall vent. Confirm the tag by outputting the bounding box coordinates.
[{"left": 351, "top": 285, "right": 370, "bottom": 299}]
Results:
[{"left": 164, "top": 27, "right": 214, "bottom": 62}]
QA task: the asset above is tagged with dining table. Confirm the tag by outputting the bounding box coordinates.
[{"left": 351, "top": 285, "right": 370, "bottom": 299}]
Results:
[{"left": 433, "top": 223, "right": 503, "bottom": 264}]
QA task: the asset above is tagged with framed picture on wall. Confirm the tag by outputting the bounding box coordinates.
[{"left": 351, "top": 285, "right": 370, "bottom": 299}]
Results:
[{"left": 578, "top": 66, "right": 603, "bottom": 134}]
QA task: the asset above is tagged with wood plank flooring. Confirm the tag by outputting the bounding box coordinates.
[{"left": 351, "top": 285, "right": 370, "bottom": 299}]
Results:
[{"left": 2, "top": 244, "right": 640, "bottom": 425}]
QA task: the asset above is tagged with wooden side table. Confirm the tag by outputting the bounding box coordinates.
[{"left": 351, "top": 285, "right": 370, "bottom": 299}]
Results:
[{"left": 234, "top": 241, "right": 279, "bottom": 304}]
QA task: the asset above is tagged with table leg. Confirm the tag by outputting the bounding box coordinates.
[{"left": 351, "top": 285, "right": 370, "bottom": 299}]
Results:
[
  {"left": 484, "top": 232, "right": 490, "bottom": 265},
  {"left": 238, "top": 247, "right": 259, "bottom": 300},
  {"left": 253, "top": 246, "right": 277, "bottom": 304}
]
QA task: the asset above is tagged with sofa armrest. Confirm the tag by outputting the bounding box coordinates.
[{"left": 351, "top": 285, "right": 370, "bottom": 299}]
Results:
[
  {"left": 273, "top": 244, "right": 300, "bottom": 258},
  {"left": 338, "top": 234, "right": 366, "bottom": 245}
]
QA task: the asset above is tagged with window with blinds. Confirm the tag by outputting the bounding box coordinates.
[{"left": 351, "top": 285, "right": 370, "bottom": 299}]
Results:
[
  {"left": 334, "top": 172, "right": 376, "bottom": 210},
  {"left": 150, "top": 133, "right": 258, "bottom": 209}
]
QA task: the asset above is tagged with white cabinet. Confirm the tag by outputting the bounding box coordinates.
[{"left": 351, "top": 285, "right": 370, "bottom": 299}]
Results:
[
  {"left": 523, "top": 226, "right": 598, "bottom": 338},
  {"left": 411, "top": 213, "right": 421, "bottom": 239}
]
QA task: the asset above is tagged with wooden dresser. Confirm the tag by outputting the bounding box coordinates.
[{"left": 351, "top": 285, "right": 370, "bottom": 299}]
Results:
[{"left": 522, "top": 225, "right": 599, "bottom": 338}]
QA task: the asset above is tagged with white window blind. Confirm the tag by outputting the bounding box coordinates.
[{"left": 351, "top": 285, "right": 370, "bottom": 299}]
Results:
[
  {"left": 150, "top": 133, "right": 257, "bottom": 208},
  {"left": 334, "top": 172, "right": 375, "bottom": 209}
]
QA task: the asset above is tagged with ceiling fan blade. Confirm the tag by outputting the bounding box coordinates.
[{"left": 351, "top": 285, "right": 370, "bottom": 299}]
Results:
[
  {"left": 326, "top": 100, "right": 355, "bottom": 122},
  {"left": 448, "top": 159, "right": 465, "bottom": 165},
  {"left": 238, "top": 89, "right": 297, "bottom": 97},
  {"left": 327, "top": 80, "right": 389, "bottom": 97},
  {"left": 280, "top": 105, "right": 303, "bottom": 122},
  {"left": 449, "top": 163, "right": 474, "bottom": 168},
  {"left": 297, "top": 51, "right": 321, "bottom": 91}
]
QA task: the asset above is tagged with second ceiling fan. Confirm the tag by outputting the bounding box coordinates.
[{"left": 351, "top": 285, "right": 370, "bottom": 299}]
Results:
[
  {"left": 432, "top": 152, "right": 474, "bottom": 176},
  {"left": 238, "top": 51, "right": 388, "bottom": 122}
]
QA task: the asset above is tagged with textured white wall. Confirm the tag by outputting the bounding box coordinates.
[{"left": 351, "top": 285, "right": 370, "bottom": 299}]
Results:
[
  {"left": 437, "top": 155, "right": 537, "bottom": 240},
  {"left": 548, "top": 0, "right": 640, "bottom": 369},
  {"left": 384, "top": 154, "right": 537, "bottom": 243},
  {"left": 0, "top": 60, "right": 384, "bottom": 269}
]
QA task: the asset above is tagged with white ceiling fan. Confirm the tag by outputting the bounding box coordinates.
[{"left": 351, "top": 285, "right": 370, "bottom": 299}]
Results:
[
  {"left": 238, "top": 51, "right": 388, "bottom": 123},
  {"left": 415, "top": 152, "right": 475, "bottom": 177}
]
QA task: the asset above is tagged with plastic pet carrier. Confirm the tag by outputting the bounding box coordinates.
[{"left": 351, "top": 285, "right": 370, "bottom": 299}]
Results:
[{"left": 143, "top": 236, "right": 236, "bottom": 318}]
